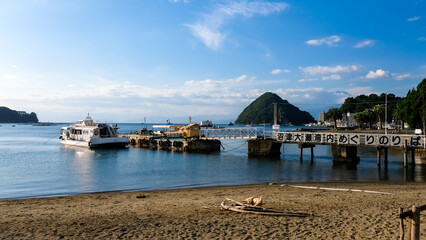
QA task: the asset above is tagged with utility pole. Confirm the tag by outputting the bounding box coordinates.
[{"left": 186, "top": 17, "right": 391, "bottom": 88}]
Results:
[{"left": 385, "top": 93, "right": 388, "bottom": 135}]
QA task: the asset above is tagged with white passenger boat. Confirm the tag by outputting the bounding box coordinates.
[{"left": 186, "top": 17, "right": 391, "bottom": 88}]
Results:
[{"left": 59, "top": 115, "right": 129, "bottom": 149}]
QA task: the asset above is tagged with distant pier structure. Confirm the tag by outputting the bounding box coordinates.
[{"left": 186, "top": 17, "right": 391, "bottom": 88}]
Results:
[
  {"left": 122, "top": 125, "right": 425, "bottom": 166},
  {"left": 272, "top": 131, "right": 425, "bottom": 166}
]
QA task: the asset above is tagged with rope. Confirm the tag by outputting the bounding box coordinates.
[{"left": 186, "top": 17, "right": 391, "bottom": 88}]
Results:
[
  {"left": 43, "top": 134, "right": 60, "bottom": 144},
  {"left": 221, "top": 140, "right": 248, "bottom": 152}
]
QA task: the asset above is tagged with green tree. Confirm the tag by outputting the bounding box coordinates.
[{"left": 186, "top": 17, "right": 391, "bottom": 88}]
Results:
[
  {"left": 371, "top": 104, "right": 385, "bottom": 129},
  {"left": 396, "top": 79, "right": 426, "bottom": 129},
  {"left": 326, "top": 107, "right": 342, "bottom": 129},
  {"left": 340, "top": 93, "right": 401, "bottom": 119},
  {"left": 353, "top": 109, "right": 376, "bottom": 129}
]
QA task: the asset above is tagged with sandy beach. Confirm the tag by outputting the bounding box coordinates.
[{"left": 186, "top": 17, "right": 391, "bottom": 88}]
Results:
[{"left": 0, "top": 182, "right": 425, "bottom": 239}]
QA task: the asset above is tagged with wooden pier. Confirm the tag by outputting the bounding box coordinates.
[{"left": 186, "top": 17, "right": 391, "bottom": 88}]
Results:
[
  {"left": 273, "top": 131, "right": 425, "bottom": 165},
  {"left": 121, "top": 127, "right": 426, "bottom": 165}
]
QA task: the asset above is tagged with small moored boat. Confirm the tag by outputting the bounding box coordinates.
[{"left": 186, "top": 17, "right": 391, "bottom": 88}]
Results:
[{"left": 59, "top": 114, "right": 129, "bottom": 149}]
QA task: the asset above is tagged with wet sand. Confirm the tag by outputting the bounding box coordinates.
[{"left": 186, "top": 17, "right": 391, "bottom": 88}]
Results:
[{"left": 0, "top": 182, "right": 425, "bottom": 239}]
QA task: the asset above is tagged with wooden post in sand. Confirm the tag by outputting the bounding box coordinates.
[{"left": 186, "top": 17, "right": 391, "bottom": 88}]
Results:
[
  {"left": 310, "top": 146, "right": 314, "bottom": 163},
  {"left": 411, "top": 205, "right": 420, "bottom": 240}
]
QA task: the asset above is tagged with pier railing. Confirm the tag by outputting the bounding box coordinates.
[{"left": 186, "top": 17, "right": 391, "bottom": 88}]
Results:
[
  {"left": 201, "top": 127, "right": 262, "bottom": 139},
  {"left": 265, "top": 131, "right": 426, "bottom": 149}
]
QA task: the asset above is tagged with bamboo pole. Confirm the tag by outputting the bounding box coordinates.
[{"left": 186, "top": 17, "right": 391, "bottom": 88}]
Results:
[
  {"left": 407, "top": 218, "right": 412, "bottom": 239},
  {"left": 399, "top": 207, "right": 404, "bottom": 240}
]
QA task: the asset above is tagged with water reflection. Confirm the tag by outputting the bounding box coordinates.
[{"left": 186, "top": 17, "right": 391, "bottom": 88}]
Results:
[
  {"left": 61, "top": 147, "right": 97, "bottom": 189},
  {"left": 1, "top": 124, "right": 425, "bottom": 199}
]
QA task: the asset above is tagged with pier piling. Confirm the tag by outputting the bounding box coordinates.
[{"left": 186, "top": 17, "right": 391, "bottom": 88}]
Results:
[{"left": 377, "top": 147, "right": 381, "bottom": 166}]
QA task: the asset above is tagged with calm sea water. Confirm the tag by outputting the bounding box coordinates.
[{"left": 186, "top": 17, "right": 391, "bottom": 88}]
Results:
[{"left": 0, "top": 123, "right": 425, "bottom": 199}]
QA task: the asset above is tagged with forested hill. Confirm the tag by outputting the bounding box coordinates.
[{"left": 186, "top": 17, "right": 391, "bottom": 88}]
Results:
[
  {"left": 0, "top": 107, "right": 39, "bottom": 123},
  {"left": 235, "top": 92, "right": 315, "bottom": 125}
]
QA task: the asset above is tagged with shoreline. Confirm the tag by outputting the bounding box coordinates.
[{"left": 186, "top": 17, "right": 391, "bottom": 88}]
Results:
[
  {"left": 1, "top": 182, "right": 425, "bottom": 239},
  {"left": 1, "top": 179, "right": 420, "bottom": 201}
]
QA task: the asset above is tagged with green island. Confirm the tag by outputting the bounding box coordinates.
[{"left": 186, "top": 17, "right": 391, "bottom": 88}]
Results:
[
  {"left": 235, "top": 92, "right": 315, "bottom": 125},
  {"left": 0, "top": 106, "right": 39, "bottom": 123}
]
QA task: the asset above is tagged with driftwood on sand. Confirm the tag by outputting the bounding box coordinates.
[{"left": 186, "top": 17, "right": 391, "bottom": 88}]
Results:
[{"left": 220, "top": 198, "right": 311, "bottom": 217}]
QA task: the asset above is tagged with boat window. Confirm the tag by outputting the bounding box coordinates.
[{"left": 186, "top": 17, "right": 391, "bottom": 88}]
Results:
[{"left": 72, "top": 129, "right": 82, "bottom": 135}]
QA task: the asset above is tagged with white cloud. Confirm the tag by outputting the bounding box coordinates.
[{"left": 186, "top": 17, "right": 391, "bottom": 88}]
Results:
[
  {"left": 301, "top": 65, "right": 358, "bottom": 75},
  {"left": 407, "top": 16, "right": 420, "bottom": 21},
  {"left": 271, "top": 69, "right": 282, "bottom": 74},
  {"left": 417, "top": 36, "right": 426, "bottom": 41},
  {"left": 305, "top": 35, "right": 341, "bottom": 46},
  {"left": 322, "top": 74, "right": 341, "bottom": 80},
  {"left": 231, "top": 74, "right": 247, "bottom": 82},
  {"left": 187, "top": 1, "right": 289, "bottom": 50},
  {"left": 298, "top": 78, "right": 318, "bottom": 83},
  {"left": 393, "top": 73, "right": 412, "bottom": 80},
  {"left": 3, "top": 74, "right": 17, "bottom": 79},
  {"left": 170, "top": 0, "right": 189, "bottom": 2},
  {"left": 354, "top": 40, "right": 374, "bottom": 48},
  {"left": 271, "top": 69, "right": 290, "bottom": 74},
  {"left": 186, "top": 24, "right": 224, "bottom": 50},
  {"left": 365, "top": 69, "right": 390, "bottom": 79}
]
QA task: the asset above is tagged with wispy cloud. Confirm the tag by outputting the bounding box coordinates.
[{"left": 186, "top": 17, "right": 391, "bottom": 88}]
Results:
[
  {"left": 417, "top": 36, "right": 426, "bottom": 41},
  {"left": 301, "top": 65, "right": 358, "bottom": 75},
  {"left": 169, "top": 0, "right": 189, "bottom": 3},
  {"left": 365, "top": 69, "right": 390, "bottom": 79},
  {"left": 298, "top": 78, "right": 318, "bottom": 83},
  {"left": 270, "top": 69, "right": 290, "bottom": 74},
  {"left": 407, "top": 16, "right": 420, "bottom": 21},
  {"left": 271, "top": 69, "right": 282, "bottom": 74},
  {"left": 3, "top": 74, "right": 17, "bottom": 79},
  {"left": 305, "top": 35, "right": 341, "bottom": 46},
  {"left": 186, "top": 1, "right": 289, "bottom": 50},
  {"left": 354, "top": 40, "right": 374, "bottom": 48},
  {"left": 393, "top": 73, "right": 412, "bottom": 80},
  {"left": 322, "top": 74, "right": 341, "bottom": 80}
]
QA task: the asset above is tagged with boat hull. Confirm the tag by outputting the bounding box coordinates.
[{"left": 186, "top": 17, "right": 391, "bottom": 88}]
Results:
[{"left": 61, "top": 137, "right": 129, "bottom": 149}]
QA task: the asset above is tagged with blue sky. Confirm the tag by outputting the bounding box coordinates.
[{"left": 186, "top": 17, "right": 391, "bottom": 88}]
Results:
[{"left": 0, "top": 0, "right": 425, "bottom": 123}]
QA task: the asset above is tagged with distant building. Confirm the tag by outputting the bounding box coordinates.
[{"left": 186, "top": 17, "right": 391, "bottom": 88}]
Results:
[
  {"left": 338, "top": 112, "right": 356, "bottom": 128},
  {"left": 200, "top": 120, "right": 213, "bottom": 127},
  {"left": 17, "top": 111, "right": 27, "bottom": 115},
  {"left": 318, "top": 111, "right": 326, "bottom": 123}
]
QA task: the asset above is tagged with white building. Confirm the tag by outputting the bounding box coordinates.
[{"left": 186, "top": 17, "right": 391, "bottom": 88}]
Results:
[{"left": 338, "top": 112, "right": 356, "bottom": 128}]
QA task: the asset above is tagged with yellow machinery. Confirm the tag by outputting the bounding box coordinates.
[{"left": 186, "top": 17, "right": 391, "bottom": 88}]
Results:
[
  {"left": 180, "top": 123, "right": 201, "bottom": 138},
  {"left": 164, "top": 117, "right": 201, "bottom": 138}
]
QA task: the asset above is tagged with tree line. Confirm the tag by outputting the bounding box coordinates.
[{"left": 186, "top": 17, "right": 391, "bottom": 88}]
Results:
[{"left": 326, "top": 78, "right": 425, "bottom": 130}]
